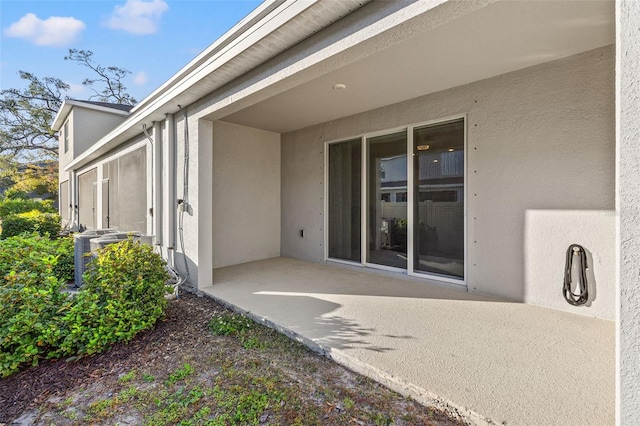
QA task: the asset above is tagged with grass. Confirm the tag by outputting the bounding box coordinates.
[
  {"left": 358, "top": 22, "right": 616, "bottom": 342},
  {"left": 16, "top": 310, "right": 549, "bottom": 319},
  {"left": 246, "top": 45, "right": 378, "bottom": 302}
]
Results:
[{"left": 22, "top": 298, "right": 464, "bottom": 426}]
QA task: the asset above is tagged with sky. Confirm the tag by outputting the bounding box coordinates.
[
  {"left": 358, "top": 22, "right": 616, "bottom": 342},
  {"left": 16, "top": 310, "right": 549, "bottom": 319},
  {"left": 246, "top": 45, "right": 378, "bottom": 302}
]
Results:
[{"left": 0, "top": 0, "right": 264, "bottom": 103}]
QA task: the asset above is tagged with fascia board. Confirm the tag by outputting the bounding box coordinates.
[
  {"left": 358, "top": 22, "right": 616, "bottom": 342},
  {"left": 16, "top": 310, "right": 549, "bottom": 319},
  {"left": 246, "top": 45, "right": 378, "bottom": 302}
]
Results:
[
  {"left": 130, "top": 0, "right": 318, "bottom": 122},
  {"left": 129, "top": 0, "right": 288, "bottom": 115},
  {"left": 52, "top": 99, "right": 129, "bottom": 131},
  {"left": 52, "top": 103, "right": 72, "bottom": 131}
]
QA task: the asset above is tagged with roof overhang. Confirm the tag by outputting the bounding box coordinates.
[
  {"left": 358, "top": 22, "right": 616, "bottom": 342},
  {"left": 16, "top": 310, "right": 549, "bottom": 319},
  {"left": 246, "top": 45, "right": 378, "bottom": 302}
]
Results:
[
  {"left": 52, "top": 99, "right": 129, "bottom": 131},
  {"left": 222, "top": 0, "right": 615, "bottom": 133},
  {"left": 64, "top": 0, "right": 371, "bottom": 171},
  {"left": 64, "top": 0, "right": 614, "bottom": 172}
]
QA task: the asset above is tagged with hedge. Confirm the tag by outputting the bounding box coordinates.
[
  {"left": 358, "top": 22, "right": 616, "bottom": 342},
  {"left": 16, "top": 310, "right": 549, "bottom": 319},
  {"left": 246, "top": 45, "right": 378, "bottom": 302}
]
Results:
[
  {"left": 0, "top": 237, "right": 171, "bottom": 377},
  {"left": 0, "top": 210, "right": 61, "bottom": 239}
]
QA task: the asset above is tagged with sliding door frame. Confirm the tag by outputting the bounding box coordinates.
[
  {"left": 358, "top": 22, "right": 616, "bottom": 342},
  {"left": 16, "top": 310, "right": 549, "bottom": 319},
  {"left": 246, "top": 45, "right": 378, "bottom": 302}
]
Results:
[
  {"left": 407, "top": 115, "right": 467, "bottom": 287},
  {"left": 324, "top": 114, "right": 467, "bottom": 288},
  {"left": 362, "top": 125, "right": 409, "bottom": 273}
]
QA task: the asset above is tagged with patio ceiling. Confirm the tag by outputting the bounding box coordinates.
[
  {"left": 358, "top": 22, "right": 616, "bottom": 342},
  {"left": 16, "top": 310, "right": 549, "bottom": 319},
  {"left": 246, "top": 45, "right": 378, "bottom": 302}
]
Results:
[{"left": 222, "top": 0, "right": 614, "bottom": 134}]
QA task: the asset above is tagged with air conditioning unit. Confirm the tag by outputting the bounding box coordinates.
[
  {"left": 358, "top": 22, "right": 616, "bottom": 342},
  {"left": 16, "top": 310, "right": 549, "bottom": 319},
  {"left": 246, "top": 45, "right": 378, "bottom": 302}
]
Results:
[
  {"left": 73, "top": 228, "right": 118, "bottom": 287},
  {"left": 89, "top": 232, "right": 153, "bottom": 251}
]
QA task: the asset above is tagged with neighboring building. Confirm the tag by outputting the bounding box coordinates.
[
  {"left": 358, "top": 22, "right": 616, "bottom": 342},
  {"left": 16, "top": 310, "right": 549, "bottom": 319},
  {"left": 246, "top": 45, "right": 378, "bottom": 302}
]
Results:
[
  {"left": 52, "top": 100, "right": 134, "bottom": 230},
  {"left": 54, "top": 1, "right": 640, "bottom": 422}
]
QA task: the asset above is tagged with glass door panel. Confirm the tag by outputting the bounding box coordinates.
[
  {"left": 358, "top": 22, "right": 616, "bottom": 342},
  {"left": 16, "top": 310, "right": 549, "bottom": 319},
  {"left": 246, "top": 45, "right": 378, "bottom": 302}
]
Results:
[
  {"left": 413, "top": 119, "right": 464, "bottom": 278},
  {"left": 328, "top": 139, "right": 362, "bottom": 262},
  {"left": 367, "top": 131, "right": 407, "bottom": 269}
]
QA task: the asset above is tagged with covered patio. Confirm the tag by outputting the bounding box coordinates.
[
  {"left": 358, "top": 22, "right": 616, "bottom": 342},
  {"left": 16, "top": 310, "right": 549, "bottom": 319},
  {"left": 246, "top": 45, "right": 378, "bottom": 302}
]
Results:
[{"left": 201, "top": 257, "right": 613, "bottom": 426}]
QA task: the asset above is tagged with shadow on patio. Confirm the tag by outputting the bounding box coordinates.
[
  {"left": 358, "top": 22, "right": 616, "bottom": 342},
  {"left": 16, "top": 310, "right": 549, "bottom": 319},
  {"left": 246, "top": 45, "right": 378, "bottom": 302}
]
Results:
[{"left": 200, "top": 257, "right": 614, "bottom": 426}]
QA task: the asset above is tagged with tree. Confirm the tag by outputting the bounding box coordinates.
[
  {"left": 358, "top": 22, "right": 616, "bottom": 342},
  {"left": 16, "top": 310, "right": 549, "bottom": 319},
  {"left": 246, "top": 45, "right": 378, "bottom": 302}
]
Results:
[
  {"left": 0, "top": 50, "right": 136, "bottom": 161},
  {"left": 0, "top": 73, "right": 67, "bottom": 160},
  {"left": 11, "top": 161, "right": 58, "bottom": 199},
  {"left": 0, "top": 155, "right": 57, "bottom": 200},
  {"left": 65, "top": 49, "right": 137, "bottom": 106}
]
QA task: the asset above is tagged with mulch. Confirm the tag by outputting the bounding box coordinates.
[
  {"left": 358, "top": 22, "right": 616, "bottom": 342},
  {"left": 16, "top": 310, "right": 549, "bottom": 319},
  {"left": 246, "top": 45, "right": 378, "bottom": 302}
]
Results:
[{"left": 0, "top": 291, "right": 221, "bottom": 423}]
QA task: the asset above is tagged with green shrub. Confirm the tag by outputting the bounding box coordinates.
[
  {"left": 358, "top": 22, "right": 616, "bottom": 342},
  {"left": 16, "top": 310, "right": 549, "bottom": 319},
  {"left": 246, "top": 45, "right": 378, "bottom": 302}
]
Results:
[
  {"left": 0, "top": 237, "right": 171, "bottom": 377},
  {"left": 52, "top": 236, "right": 74, "bottom": 283},
  {"left": 52, "top": 239, "right": 171, "bottom": 357},
  {"left": 0, "top": 256, "right": 69, "bottom": 377},
  {"left": 0, "top": 198, "right": 55, "bottom": 219},
  {"left": 0, "top": 210, "right": 61, "bottom": 239},
  {"left": 0, "top": 233, "right": 72, "bottom": 282},
  {"left": 2, "top": 188, "right": 29, "bottom": 200}
]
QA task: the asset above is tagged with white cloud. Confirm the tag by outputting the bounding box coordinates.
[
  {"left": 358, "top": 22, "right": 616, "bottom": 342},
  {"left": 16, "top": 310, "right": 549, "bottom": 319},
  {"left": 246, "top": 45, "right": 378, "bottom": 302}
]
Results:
[
  {"left": 4, "top": 13, "right": 85, "bottom": 47},
  {"left": 104, "top": 0, "right": 169, "bottom": 35},
  {"left": 133, "top": 71, "right": 148, "bottom": 85},
  {"left": 63, "top": 83, "right": 87, "bottom": 97}
]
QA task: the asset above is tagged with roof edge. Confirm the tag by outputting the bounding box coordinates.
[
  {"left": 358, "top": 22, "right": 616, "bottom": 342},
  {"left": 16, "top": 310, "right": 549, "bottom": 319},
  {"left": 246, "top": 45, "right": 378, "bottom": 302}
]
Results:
[
  {"left": 52, "top": 99, "right": 130, "bottom": 131},
  {"left": 128, "top": 0, "right": 287, "bottom": 116}
]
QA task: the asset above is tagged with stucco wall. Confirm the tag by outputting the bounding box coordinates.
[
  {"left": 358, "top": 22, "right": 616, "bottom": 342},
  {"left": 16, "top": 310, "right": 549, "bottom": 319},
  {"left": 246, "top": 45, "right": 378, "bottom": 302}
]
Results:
[
  {"left": 212, "top": 121, "right": 281, "bottom": 268},
  {"left": 617, "top": 0, "right": 640, "bottom": 422},
  {"left": 281, "top": 46, "right": 614, "bottom": 315},
  {"left": 72, "top": 108, "right": 127, "bottom": 157},
  {"left": 58, "top": 111, "right": 74, "bottom": 184},
  {"left": 525, "top": 210, "right": 615, "bottom": 319},
  {"left": 173, "top": 113, "right": 203, "bottom": 287}
]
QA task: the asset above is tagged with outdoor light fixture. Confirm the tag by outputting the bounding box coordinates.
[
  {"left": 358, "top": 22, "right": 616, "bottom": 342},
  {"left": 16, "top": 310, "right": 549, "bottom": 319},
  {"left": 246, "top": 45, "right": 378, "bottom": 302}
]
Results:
[
  {"left": 416, "top": 144, "right": 430, "bottom": 151},
  {"left": 332, "top": 83, "right": 347, "bottom": 91},
  {"left": 448, "top": 148, "right": 454, "bottom": 152}
]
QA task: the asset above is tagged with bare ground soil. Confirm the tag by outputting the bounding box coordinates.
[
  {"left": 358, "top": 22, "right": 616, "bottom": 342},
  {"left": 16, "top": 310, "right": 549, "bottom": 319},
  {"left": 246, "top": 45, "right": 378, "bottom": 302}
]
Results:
[{"left": 0, "top": 291, "right": 468, "bottom": 425}]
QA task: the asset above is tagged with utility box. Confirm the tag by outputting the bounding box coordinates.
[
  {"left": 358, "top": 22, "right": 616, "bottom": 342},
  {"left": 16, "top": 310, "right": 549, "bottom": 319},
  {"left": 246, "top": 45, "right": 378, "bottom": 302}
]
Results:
[
  {"left": 89, "top": 232, "right": 153, "bottom": 251},
  {"left": 73, "top": 228, "right": 119, "bottom": 287}
]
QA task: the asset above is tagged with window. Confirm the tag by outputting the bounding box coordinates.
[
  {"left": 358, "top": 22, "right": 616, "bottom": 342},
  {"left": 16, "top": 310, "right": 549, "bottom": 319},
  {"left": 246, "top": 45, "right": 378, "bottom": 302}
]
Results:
[
  {"left": 396, "top": 192, "right": 407, "bottom": 202},
  {"left": 63, "top": 121, "right": 69, "bottom": 153}
]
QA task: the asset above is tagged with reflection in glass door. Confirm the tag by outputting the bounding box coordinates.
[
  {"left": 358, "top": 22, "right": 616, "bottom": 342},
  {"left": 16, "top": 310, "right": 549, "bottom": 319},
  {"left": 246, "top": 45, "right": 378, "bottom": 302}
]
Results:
[
  {"left": 367, "top": 131, "right": 407, "bottom": 269},
  {"left": 412, "top": 119, "right": 464, "bottom": 278}
]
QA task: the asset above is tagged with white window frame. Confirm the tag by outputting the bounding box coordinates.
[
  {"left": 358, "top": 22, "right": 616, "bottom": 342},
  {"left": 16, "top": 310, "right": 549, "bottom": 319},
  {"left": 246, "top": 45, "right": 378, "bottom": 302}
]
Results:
[{"left": 323, "top": 115, "right": 467, "bottom": 289}]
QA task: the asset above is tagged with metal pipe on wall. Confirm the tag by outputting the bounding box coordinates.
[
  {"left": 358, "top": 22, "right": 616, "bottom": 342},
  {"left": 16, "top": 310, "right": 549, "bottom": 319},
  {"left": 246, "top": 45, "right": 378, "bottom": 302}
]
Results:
[
  {"left": 153, "top": 121, "right": 163, "bottom": 245},
  {"left": 164, "top": 113, "right": 177, "bottom": 266}
]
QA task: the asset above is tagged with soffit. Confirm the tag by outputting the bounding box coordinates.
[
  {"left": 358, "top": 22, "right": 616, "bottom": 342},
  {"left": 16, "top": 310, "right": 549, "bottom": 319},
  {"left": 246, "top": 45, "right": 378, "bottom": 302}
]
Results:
[{"left": 222, "top": 0, "right": 615, "bottom": 133}]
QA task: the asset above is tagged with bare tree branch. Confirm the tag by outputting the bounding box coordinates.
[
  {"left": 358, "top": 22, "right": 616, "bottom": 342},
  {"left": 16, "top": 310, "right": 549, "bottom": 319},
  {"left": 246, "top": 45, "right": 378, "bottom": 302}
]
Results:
[
  {"left": 65, "top": 49, "right": 137, "bottom": 106},
  {"left": 0, "top": 49, "right": 136, "bottom": 161}
]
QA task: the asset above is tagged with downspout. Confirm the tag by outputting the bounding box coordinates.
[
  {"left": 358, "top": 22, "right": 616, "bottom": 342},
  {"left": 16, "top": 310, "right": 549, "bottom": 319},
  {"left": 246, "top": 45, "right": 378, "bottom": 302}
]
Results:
[
  {"left": 165, "top": 113, "right": 177, "bottom": 268},
  {"left": 153, "top": 121, "right": 163, "bottom": 247},
  {"left": 142, "top": 123, "right": 155, "bottom": 237}
]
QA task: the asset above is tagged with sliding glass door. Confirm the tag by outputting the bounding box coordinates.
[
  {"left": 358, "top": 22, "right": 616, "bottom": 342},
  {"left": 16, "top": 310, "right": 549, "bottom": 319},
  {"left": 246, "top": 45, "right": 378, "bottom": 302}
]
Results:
[
  {"left": 366, "top": 131, "right": 407, "bottom": 269},
  {"left": 412, "top": 119, "right": 465, "bottom": 278},
  {"left": 327, "top": 117, "right": 465, "bottom": 282},
  {"left": 327, "top": 139, "right": 361, "bottom": 262}
]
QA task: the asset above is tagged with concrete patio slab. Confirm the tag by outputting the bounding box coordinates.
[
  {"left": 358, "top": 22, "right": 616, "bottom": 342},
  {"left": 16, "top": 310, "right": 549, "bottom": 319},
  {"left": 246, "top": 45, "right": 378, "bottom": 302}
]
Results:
[{"left": 199, "top": 257, "right": 614, "bottom": 425}]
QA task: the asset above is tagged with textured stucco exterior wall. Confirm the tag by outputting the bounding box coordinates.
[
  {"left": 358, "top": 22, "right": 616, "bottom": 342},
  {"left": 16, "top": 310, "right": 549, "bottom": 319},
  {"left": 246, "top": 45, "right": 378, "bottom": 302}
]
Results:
[
  {"left": 58, "top": 111, "right": 74, "bottom": 184},
  {"left": 73, "top": 108, "right": 127, "bottom": 157},
  {"left": 212, "top": 121, "right": 281, "bottom": 268},
  {"left": 282, "top": 46, "right": 614, "bottom": 314},
  {"left": 617, "top": 1, "right": 640, "bottom": 423},
  {"left": 525, "top": 210, "right": 615, "bottom": 319},
  {"left": 173, "top": 113, "right": 202, "bottom": 287},
  {"left": 59, "top": 108, "right": 127, "bottom": 195}
]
